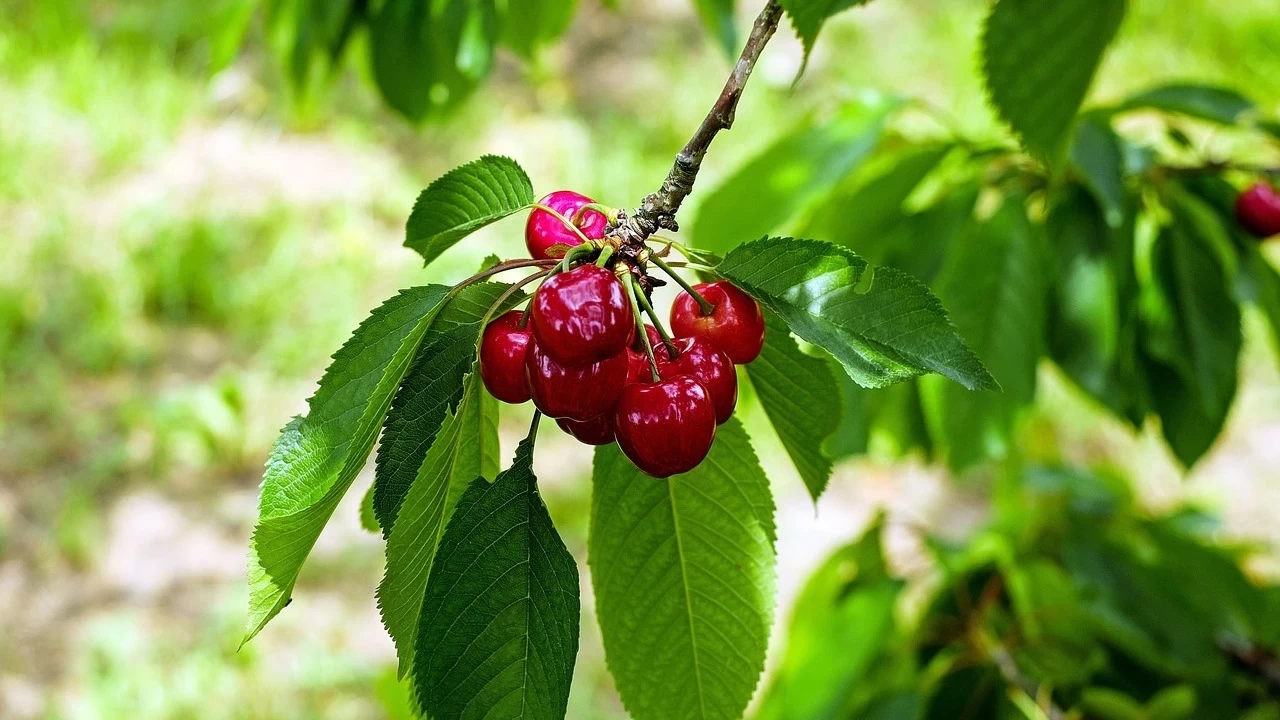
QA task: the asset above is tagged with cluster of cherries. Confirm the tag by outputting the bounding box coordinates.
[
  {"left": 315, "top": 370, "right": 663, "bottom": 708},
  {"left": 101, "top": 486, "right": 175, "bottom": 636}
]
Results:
[
  {"left": 479, "top": 190, "right": 765, "bottom": 478},
  {"left": 1237, "top": 182, "right": 1280, "bottom": 239}
]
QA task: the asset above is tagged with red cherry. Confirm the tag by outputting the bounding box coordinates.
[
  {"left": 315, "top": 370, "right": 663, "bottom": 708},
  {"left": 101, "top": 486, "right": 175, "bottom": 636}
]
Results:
[
  {"left": 525, "top": 339, "right": 628, "bottom": 421},
  {"left": 613, "top": 375, "right": 717, "bottom": 478},
  {"left": 655, "top": 336, "right": 737, "bottom": 424},
  {"left": 626, "top": 349, "right": 653, "bottom": 385},
  {"left": 670, "top": 280, "right": 765, "bottom": 364},
  {"left": 479, "top": 311, "right": 533, "bottom": 404},
  {"left": 557, "top": 415, "right": 615, "bottom": 446},
  {"left": 532, "top": 264, "right": 634, "bottom": 366},
  {"left": 526, "top": 190, "right": 608, "bottom": 260},
  {"left": 1236, "top": 183, "right": 1280, "bottom": 238},
  {"left": 632, "top": 324, "right": 665, "bottom": 353}
]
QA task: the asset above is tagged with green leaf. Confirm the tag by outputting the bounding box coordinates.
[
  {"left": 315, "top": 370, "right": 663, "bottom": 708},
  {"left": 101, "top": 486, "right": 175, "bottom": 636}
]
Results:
[
  {"left": 1240, "top": 246, "right": 1280, "bottom": 359},
  {"left": 368, "top": 0, "right": 433, "bottom": 121},
  {"left": 746, "top": 312, "right": 841, "bottom": 500},
  {"left": 981, "top": 0, "right": 1127, "bottom": 164},
  {"left": 693, "top": 0, "right": 738, "bottom": 59},
  {"left": 377, "top": 370, "right": 499, "bottom": 677},
  {"left": 501, "top": 0, "right": 577, "bottom": 58},
  {"left": 779, "top": 0, "right": 874, "bottom": 63},
  {"left": 359, "top": 482, "right": 379, "bottom": 533},
  {"left": 245, "top": 285, "right": 451, "bottom": 644},
  {"left": 921, "top": 198, "right": 1045, "bottom": 469},
  {"left": 1117, "top": 83, "right": 1255, "bottom": 125},
  {"left": 589, "top": 418, "right": 775, "bottom": 720},
  {"left": 1080, "top": 688, "right": 1144, "bottom": 720},
  {"left": 692, "top": 95, "right": 902, "bottom": 253},
  {"left": 373, "top": 282, "right": 516, "bottom": 534},
  {"left": 413, "top": 431, "right": 580, "bottom": 720},
  {"left": 1071, "top": 115, "right": 1127, "bottom": 228},
  {"left": 1145, "top": 685, "right": 1197, "bottom": 720},
  {"left": 717, "top": 237, "right": 997, "bottom": 391},
  {"left": 405, "top": 155, "right": 535, "bottom": 266}
]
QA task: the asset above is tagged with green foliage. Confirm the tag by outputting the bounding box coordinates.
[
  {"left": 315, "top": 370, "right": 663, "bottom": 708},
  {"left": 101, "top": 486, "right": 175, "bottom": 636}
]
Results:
[
  {"left": 745, "top": 312, "right": 841, "bottom": 499},
  {"left": 589, "top": 419, "right": 775, "bottom": 720},
  {"left": 779, "top": 0, "right": 875, "bottom": 64},
  {"left": 404, "top": 155, "right": 535, "bottom": 266},
  {"left": 981, "top": 0, "right": 1127, "bottom": 164},
  {"left": 692, "top": 0, "right": 738, "bottom": 58},
  {"left": 413, "top": 432, "right": 580, "bottom": 720},
  {"left": 717, "top": 237, "right": 997, "bottom": 391},
  {"left": 1116, "top": 83, "right": 1257, "bottom": 125}
]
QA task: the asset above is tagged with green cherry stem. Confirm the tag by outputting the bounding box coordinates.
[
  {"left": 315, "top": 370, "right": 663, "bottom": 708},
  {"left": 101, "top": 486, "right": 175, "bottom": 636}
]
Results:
[
  {"left": 631, "top": 282, "right": 679, "bottom": 360},
  {"left": 449, "top": 258, "right": 558, "bottom": 299},
  {"left": 558, "top": 242, "right": 595, "bottom": 274},
  {"left": 650, "top": 255, "right": 715, "bottom": 315},
  {"left": 530, "top": 202, "right": 593, "bottom": 246},
  {"left": 623, "top": 272, "right": 662, "bottom": 382},
  {"left": 573, "top": 202, "right": 614, "bottom": 225},
  {"left": 595, "top": 244, "right": 615, "bottom": 267},
  {"left": 476, "top": 269, "right": 550, "bottom": 346}
]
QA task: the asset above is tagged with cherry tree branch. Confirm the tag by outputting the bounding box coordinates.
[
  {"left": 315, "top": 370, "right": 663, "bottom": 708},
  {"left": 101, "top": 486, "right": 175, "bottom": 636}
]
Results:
[{"left": 612, "top": 0, "right": 785, "bottom": 244}]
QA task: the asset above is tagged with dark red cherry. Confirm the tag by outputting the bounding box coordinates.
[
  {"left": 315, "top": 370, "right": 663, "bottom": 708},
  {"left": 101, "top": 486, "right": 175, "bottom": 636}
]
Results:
[
  {"left": 655, "top": 336, "right": 737, "bottom": 424},
  {"left": 613, "top": 375, "right": 717, "bottom": 478},
  {"left": 626, "top": 349, "right": 653, "bottom": 385},
  {"left": 1237, "top": 183, "right": 1280, "bottom": 238},
  {"left": 479, "top": 310, "right": 533, "bottom": 404},
  {"left": 557, "top": 415, "right": 615, "bottom": 446},
  {"left": 526, "top": 190, "right": 608, "bottom": 260},
  {"left": 632, "top": 324, "right": 665, "bottom": 353},
  {"left": 532, "top": 264, "right": 634, "bottom": 366},
  {"left": 525, "top": 339, "right": 628, "bottom": 421},
  {"left": 670, "top": 280, "right": 765, "bottom": 364}
]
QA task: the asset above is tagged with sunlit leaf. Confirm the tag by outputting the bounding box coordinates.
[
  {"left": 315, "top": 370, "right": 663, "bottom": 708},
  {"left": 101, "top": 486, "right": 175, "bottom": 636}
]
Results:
[{"left": 404, "top": 155, "right": 535, "bottom": 266}]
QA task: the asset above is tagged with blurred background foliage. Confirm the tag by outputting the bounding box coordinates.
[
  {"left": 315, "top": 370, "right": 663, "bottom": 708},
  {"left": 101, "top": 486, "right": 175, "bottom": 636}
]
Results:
[{"left": 2, "top": 0, "right": 1280, "bottom": 718}]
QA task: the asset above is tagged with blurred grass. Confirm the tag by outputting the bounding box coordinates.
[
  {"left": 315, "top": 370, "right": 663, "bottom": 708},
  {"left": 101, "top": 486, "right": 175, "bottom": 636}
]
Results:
[{"left": 2, "top": 0, "right": 1279, "bottom": 718}]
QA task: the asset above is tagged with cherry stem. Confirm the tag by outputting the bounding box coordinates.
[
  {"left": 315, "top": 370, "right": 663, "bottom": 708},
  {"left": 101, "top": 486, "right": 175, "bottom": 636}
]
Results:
[
  {"left": 558, "top": 242, "right": 595, "bottom": 274},
  {"left": 573, "top": 203, "right": 612, "bottom": 225},
  {"left": 476, "top": 269, "right": 550, "bottom": 347},
  {"left": 531, "top": 202, "right": 593, "bottom": 246},
  {"left": 623, "top": 272, "right": 662, "bottom": 382},
  {"left": 449, "top": 258, "right": 558, "bottom": 299},
  {"left": 631, "top": 282, "right": 680, "bottom": 360},
  {"left": 528, "top": 410, "right": 542, "bottom": 444},
  {"left": 595, "top": 244, "right": 615, "bottom": 267},
  {"left": 650, "top": 255, "right": 715, "bottom": 316}
]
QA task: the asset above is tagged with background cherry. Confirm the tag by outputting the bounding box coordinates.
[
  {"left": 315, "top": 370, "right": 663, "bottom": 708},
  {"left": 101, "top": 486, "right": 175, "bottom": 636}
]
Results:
[
  {"left": 525, "top": 339, "right": 628, "bottom": 421},
  {"left": 632, "top": 323, "right": 664, "bottom": 353},
  {"left": 626, "top": 349, "right": 652, "bottom": 385},
  {"left": 557, "top": 415, "right": 615, "bottom": 446},
  {"left": 532, "top": 264, "right": 634, "bottom": 366},
  {"left": 526, "top": 190, "right": 608, "bottom": 260},
  {"left": 670, "top": 280, "right": 766, "bottom": 364},
  {"left": 1237, "top": 182, "right": 1280, "bottom": 238},
  {"left": 613, "top": 375, "right": 717, "bottom": 478},
  {"left": 655, "top": 336, "right": 737, "bottom": 424},
  {"left": 478, "top": 310, "right": 534, "bottom": 404}
]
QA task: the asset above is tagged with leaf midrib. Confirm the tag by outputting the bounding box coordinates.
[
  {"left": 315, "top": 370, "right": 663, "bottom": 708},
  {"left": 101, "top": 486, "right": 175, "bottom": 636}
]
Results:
[{"left": 667, "top": 478, "right": 708, "bottom": 719}]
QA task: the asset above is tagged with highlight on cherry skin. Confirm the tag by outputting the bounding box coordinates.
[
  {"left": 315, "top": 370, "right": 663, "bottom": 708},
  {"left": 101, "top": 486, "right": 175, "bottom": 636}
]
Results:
[
  {"left": 525, "top": 190, "right": 609, "bottom": 260},
  {"left": 1237, "top": 181, "right": 1280, "bottom": 239},
  {"left": 531, "top": 264, "right": 635, "bottom": 366},
  {"left": 670, "top": 280, "right": 766, "bottom": 364},
  {"left": 613, "top": 374, "right": 718, "bottom": 479}
]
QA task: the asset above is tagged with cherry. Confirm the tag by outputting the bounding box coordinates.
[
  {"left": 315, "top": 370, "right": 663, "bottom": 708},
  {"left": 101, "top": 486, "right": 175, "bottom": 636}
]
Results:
[
  {"left": 670, "top": 280, "right": 765, "bottom": 364},
  {"left": 532, "top": 264, "right": 634, "bottom": 366},
  {"left": 632, "top": 324, "right": 664, "bottom": 353},
  {"left": 557, "top": 415, "right": 615, "bottom": 446},
  {"left": 479, "top": 310, "right": 534, "bottom": 404},
  {"left": 526, "top": 190, "right": 608, "bottom": 260},
  {"left": 613, "top": 375, "right": 717, "bottom": 478},
  {"left": 626, "top": 349, "right": 652, "bottom": 385},
  {"left": 525, "top": 339, "right": 628, "bottom": 421},
  {"left": 655, "top": 336, "right": 737, "bottom": 424},
  {"left": 1236, "top": 182, "right": 1280, "bottom": 238}
]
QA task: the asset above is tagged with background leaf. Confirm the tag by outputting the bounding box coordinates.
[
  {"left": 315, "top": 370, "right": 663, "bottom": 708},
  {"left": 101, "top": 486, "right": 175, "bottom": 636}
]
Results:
[
  {"left": 1117, "top": 83, "right": 1255, "bottom": 125},
  {"left": 404, "top": 155, "right": 535, "bottom": 265},
  {"left": 245, "top": 285, "right": 451, "bottom": 643},
  {"left": 981, "top": 0, "right": 1127, "bottom": 163},
  {"left": 779, "top": 0, "right": 874, "bottom": 63},
  {"left": 501, "top": 0, "right": 577, "bottom": 59},
  {"left": 717, "top": 237, "right": 997, "bottom": 391},
  {"left": 692, "top": 0, "right": 737, "bottom": 59},
  {"left": 1071, "top": 115, "right": 1128, "bottom": 228},
  {"left": 692, "top": 95, "right": 902, "bottom": 253},
  {"left": 413, "top": 433, "right": 580, "bottom": 720},
  {"left": 745, "top": 312, "right": 841, "bottom": 500},
  {"left": 589, "top": 418, "right": 775, "bottom": 720}
]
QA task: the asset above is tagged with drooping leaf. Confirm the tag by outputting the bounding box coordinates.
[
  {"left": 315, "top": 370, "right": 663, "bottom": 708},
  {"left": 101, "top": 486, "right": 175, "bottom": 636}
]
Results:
[
  {"left": 245, "top": 285, "right": 451, "bottom": 644},
  {"left": 589, "top": 418, "right": 775, "bottom": 720},
  {"left": 746, "top": 312, "right": 841, "bottom": 500},
  {"left": 413, "top": 432, "right": 580, "bottom": 720},
  {"left": 368, "top": 0, "right": 433, "bottom": 120},
  {"left": 373, "top": 282, "right": 517, "bottom": 534},
  {"left": 692, "top": 95, "right": 903, "bottom": 253},
  {"left": 778, "top": 0, "right": 874, "bottom": 63},
  {"left": 717, "top": 237, "right": 997, "bottom": 391},
  {"left": 981, "top": 0, "right": 1127, "bottom": 164},
  {"left": 692, "top": 0, "right": 738, "bottom": 59},
  {"left": 1071, "top": 115, "right": 1127, "bottom": 228},
  {"left": 405, "top": 155, "right": 535, "bottom": 265},
  {"left": 921, "top": 198, "right": 1046, "bottom": 470},
  {"left": 502, "top": 0, "right": 577, "bottom": 58},
  {"left": 1117, "top": 83, "right": 1255, "bottom": 125},
  {"left": 377, "top": 370, "right": 499, "bottom": 677}
]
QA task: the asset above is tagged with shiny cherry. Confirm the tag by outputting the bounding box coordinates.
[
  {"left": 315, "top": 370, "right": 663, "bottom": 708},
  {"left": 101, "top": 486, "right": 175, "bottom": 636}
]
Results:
[
  {"left": 626, "top": 349, "right": 653, "bottom": 385},
  {"left": 655, "top": 336, "right": 737, "bottom": 424},
  {"left": 670, "top": 280, "right": 765, "bottom": 364},
  {"left": 1237, "top": 183, "right": 1280, "bottom": 238},
  {"left": 632, "top": 323, "right": 665, "bottom": 353},
  {"left": 526, "top": 190, "right": 608, "bottom": 260},
  {"left": 614, "top": 375, "right": 717, "bottom": 478},
  {"left": 525, "top": 339, "right": 628, "bottom": 421},
  {"left": 557, "top": 415, "right": 615, "bottom": 446},
  {"left": 479, "top": 310, "right": 533, "bottom": 404},
  {"left": 532, "top": 264, "right": 634, "bottom": 366}
]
